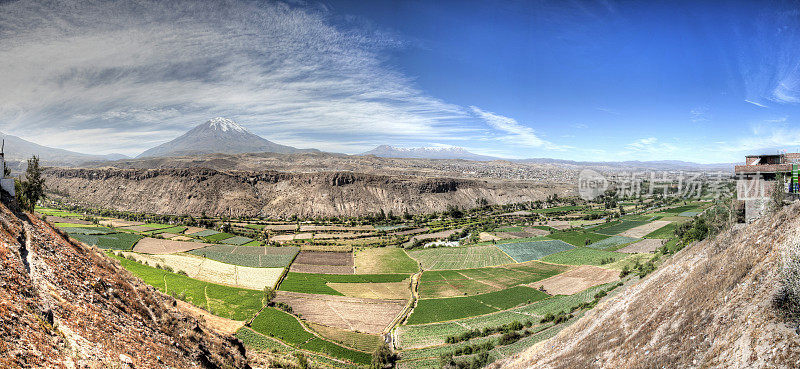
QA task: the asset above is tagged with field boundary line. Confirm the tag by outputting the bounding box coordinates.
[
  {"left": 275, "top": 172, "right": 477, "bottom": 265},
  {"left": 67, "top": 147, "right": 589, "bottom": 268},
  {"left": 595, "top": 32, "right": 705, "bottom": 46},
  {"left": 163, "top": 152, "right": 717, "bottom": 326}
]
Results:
[{"left": 494, "top": 244, "right": 521, "bottom": 263}]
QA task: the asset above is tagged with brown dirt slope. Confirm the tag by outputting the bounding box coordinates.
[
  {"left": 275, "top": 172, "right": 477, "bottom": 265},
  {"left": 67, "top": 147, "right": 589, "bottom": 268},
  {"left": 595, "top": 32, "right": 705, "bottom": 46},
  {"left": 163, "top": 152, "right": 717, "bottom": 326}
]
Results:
[
  {"left": 497, "top": 203, "right": 800, "bottom": 369},
  {"left": 42, "top": 167, "right": 565, "bottom": 218},
  {"left": 0, "top": 193, "right": 249, "bottom": 368}
]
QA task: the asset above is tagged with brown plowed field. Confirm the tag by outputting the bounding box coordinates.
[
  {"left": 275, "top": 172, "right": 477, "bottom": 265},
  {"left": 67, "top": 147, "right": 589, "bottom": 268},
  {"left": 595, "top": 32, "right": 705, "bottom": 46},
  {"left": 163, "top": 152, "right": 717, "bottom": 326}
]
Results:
[
  {"left": 616, "top": 238, "right": 666, "bottom": 253},
  {"left": 273, "top": 291, "right": 405, "bottom": 334},
  {"left": 133, "top": 237, "right": 211, "bottom": 254},
  {"left": 289, "top": 264, "right": 354, "bottom": 274},
  {"left": 532, "top": 265, "right": 619, "bottom": 295},
  {"left": 619, "top": 220, "right": 671, "bottom": 238},
  {"left": 294, "top": 251, "right": 353, "bottom": 266}
]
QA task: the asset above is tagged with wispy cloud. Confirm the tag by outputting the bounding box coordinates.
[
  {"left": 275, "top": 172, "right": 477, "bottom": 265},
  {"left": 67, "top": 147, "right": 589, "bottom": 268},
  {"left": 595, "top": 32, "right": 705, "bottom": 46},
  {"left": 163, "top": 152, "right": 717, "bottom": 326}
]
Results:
[
  {"left": 469, "top": 106, "right": 566, "bottom": 150},
  {"left": 690, "top": 106, "right": 710, "bottom": 122},
  {"left": 745, "top": 99, "right": 768, "bottom": 108},
  {"left": 623, "top": 137, "right": 678, "bottom": 155},
  {"left": 0, "top": 0, "right": 472, "bottom": 156}
]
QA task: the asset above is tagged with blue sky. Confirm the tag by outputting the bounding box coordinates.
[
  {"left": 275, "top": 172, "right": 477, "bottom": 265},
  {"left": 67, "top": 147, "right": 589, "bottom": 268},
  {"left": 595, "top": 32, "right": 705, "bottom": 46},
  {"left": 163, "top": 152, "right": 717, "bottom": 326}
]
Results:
[{"left": 2, "top": 0, "right": 800, "bottom": 163}]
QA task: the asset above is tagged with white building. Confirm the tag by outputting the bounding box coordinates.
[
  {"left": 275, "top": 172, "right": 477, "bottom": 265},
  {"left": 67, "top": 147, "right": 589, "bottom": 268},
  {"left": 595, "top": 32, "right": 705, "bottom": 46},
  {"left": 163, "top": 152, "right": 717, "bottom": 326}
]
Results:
[{"left": 0, "top": 151, "right": 15, "bottom": 197}]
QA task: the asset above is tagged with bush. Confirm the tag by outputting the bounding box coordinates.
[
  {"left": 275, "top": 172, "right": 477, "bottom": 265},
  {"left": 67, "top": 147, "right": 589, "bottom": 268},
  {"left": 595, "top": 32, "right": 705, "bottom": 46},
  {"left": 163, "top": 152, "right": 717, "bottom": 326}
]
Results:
[{"left": 776, "top": 239, "right": 800, "bottom": 322}]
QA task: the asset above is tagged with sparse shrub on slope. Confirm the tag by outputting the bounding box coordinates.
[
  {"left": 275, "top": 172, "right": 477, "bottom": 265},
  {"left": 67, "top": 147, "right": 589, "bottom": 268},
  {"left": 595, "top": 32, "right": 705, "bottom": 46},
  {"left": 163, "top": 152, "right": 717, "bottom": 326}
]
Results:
[{"left": 775, "top": 238, "right": 800, "bottom": 324}]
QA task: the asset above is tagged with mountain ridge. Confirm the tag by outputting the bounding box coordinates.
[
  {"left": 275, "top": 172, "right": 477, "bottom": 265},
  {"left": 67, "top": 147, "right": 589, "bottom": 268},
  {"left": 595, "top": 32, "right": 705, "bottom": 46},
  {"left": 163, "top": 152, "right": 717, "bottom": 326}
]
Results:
[{"left": 0, "top": 132, "right": 128, "bottom": 167}]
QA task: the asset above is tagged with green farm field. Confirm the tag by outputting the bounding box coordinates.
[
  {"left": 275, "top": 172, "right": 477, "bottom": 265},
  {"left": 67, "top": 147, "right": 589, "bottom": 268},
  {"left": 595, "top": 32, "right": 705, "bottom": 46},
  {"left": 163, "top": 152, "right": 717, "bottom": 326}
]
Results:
[
  {"left": 250, "top": 308, "right": 371, "bottom": 364},
  {"left": 407, "top": 245, "right": 515, "bottom": 270},
  {"left": 594, "top": 220, "right": 649, "bottom": 235},
  {"left": 71, "top": 232, "right": 143, "bottom": 250},
  {"left": 496, "top": 240, "right": 574, "bottom": 263},
  {"left": 278, "top": 272, "right": 410, "bottom": 295},
  {"left": 203, "top": 232, "right": 236, "bottom": 242},
  {"left": 308, "top": 322, "right": 383, "bottom": 352},
  {"left": 354, "top": 247, "right": 419, "bottom": 274},
  {"left": 418, "top": 262, "right": 567, "bottom": 298},
  {"left": 587, "top": 235, "right": 640, "bottom": 250},
  {"left": 236, "top": 328, "right": 358, "bottom": 369},
  {"left": 540, "top": 247, "right": 627, "bottom": 266},
  {"left": 407, "top": 286, "right": 549, "bottom": 324},
  {"left": 397, "top": 282, "right": 617, "bottom": 349},
  {"left": 644, "top": 222, "right": 678, "bottom": 239},
  {"left": 547, "top": 230, "right": 610, "bottom": 246},
  {"left": 189, "top": 245, "right": 299, "bottom": 268},
  {"left": 109, "top": 252, "right": 264, "bottom": 320}
]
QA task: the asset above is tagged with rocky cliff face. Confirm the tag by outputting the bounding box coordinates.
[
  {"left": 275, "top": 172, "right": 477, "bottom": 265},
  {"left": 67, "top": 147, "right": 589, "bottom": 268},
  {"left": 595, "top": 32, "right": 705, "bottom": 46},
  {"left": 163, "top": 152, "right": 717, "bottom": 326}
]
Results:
[
  {"left": 495, "top": 204, "right": 800, "bottom": 369},
  {"left": 0, "top": 192, "right": 249, "bottom": 368},
  {"left": 43, "top": 167, "right": 568, "bottom": 218}
]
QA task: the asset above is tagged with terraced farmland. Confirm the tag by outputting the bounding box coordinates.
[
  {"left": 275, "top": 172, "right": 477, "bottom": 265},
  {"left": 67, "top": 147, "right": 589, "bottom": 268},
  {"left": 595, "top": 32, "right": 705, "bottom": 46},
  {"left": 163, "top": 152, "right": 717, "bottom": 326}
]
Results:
[
  {"left": 354, "top": 247, "right": 419, "bottom": 274},
  {"left": 587, "top": 235, "right": 640, "bottom": 250},
  {"left": 547, "top": 230, "right": 610, "bottom": 246},
  {"left": 540, "top": 247, "right": 627, "bottom": 266},
  {"left": 188, "top": 245, "right": 299, "bottom": 268},
  {"left": 109, "top": 253, "right": 264, "bottom": 320},
  {"left": 70, "top": 232, "right": 143, "bottom": 250},
  {"left": 59, "top": 226, "right": 115, "bottom": 235},
  {"left": 644, "top": 222, "right": 678, "bottom": 239},
  {"left": 407, "top": 286, "right": 549, "bottom": 324},
  {"left": 396, "top": 282, "right": 617, "bottom": 349},
  {"left": 595, "top": 220, "right": 650, "bottom": 235},
  {"left": 418, "top": 262, "right": 567, "bottom": 298},
  {"left": 121, "top": 252, "right": 285, "bottom": 290},
  {"left": 279, "top": 272, "right": 410, "bottom": 295},
  {"left": 407, "top": 245, "right": 515, "bottom": 270},
  {"left": 496, "top": 240, "right": 575, "bottom": 263},
  {"left": 220, "top": 235, "right": 254, "bottom": 245}
]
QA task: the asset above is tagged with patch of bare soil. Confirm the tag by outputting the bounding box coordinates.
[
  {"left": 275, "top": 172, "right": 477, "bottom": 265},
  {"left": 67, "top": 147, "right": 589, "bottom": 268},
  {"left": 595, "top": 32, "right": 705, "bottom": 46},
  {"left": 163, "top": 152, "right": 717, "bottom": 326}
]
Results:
[
  {"left": 289, "top": 264, "right": 354, "bottom": 274},
  {"left": 45, "top": 215, "right": 93, "bottom": 224},
  {"left": 133, "top": 237, "right": 210, "bottom": 254},
  {"left": 294, "top": 251, "right": 354, "bottom": 266},
  {"left": 496, "top": 204, "right": 800, "bottom": 369},
  {"left": 274, "top": 291, "right": 405, "bottom": 334},
  {"left": 99, "top": 219, "right": 145, "bottom": 227},
  {"left": 532, "top": 265, "right": 619, "bottom": 295}
]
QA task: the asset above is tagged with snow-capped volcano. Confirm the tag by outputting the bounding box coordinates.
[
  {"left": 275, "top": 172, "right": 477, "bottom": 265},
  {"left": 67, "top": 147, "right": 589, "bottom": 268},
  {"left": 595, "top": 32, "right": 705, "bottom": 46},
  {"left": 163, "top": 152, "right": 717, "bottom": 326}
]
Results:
[
  {"left": 138, "top": 118, "right": 316, "bottom": 158},
  {"left": 204, "top": 117, "right": 247, "bottom": 133},
  {"left": 360, "top": 145, "right": 499, "bottom": 161}
]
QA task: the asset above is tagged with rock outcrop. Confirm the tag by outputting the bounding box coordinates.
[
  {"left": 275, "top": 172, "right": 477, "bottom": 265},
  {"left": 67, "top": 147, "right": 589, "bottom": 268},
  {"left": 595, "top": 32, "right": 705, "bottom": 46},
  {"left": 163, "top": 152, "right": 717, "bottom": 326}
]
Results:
[{"left": 43, "top": 167, "right": 567, "bottom": 218}]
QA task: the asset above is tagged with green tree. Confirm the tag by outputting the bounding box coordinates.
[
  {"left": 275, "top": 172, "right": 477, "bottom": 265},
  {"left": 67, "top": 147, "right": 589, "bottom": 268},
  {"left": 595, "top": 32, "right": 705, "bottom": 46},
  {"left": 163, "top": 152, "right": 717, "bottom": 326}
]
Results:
[
  {"left": 16, "top": 156, "right": 45, "bottom": 211},
  {"left": 771, "top": 174, "right": 786, "bottom": 213},
  {"left": 371, "top": 342, "right": 396, "bottom": 369}
]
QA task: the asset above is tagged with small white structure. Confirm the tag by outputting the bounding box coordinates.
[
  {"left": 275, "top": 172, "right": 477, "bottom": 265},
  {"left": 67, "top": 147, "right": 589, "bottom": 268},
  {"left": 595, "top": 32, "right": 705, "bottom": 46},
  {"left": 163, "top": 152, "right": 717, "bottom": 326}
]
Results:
[{"left": 0, "top": 142, "right": 15, "bottom": 197}]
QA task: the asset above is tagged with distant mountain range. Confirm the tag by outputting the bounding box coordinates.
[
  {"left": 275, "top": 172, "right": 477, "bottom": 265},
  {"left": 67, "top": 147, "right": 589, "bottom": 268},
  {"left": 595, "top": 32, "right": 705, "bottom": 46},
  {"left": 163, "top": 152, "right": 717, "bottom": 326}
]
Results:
[
  {"left": 516, "top": 158, "right": 736, "bottom": 172},
  {"left": 0, "top": 132, "right": 128, "bottom": 167},
  {"left": 361, "top": 145, "right": 499, "bottom": 161},
  {"left": 138, "top": 117, "right": 317, "bottom": 158},
  {"left": 0, "top": 119, "right": 735, "bottom": 172}
]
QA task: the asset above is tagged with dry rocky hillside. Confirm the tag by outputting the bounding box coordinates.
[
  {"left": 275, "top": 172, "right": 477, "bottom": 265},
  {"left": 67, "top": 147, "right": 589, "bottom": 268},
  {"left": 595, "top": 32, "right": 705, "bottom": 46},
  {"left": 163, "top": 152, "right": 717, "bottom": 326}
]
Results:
[
  {"left": 43, "top": 167, "right": 569, "bottom": 218},
  {"left": 0, "top": 192, "right": 249, "bottom": 368},
  {"left": 496, "top": 203, "right": 800, "bottom": 368}
]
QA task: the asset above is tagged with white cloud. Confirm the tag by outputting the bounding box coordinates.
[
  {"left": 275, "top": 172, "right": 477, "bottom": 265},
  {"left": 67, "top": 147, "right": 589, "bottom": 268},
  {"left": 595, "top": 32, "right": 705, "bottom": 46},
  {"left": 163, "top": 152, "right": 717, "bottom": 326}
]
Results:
[
  {"left": 0, "top": 0, "right": 472, "bottom": 156},
  {"left": 469, "top": 106, "right": 566, "bottom": 150}
]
